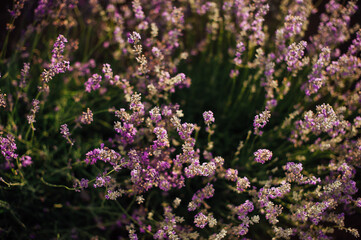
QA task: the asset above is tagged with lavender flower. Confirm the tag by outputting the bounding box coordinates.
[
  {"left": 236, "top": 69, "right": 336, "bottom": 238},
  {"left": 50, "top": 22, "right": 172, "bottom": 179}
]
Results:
[
  {"left": 212, "top": 156, "right": 224, "bottom": 168},
  {"left": 105, "top": 189, "right": 124, "bottom": 200},
  {"left": 20, "top": 62, "right": 30, "bottom": 88},
  {"left": 234, "top": 41, "right": 245, "bottom": 66},
  {"left": 149, "top": 107, "right": 162, "bottom": 123},
  {"left": 7, "top": 0, "right": 26, "bottom": 20},
  {"left": 132, "top": 0, "right": 144, "bottom": 20},
  {"left": 85, "top": 144, "right": 121, "bottom": 165},
  {"left": 40, "top": 35, "right": 70, "bottom": 92},
  {"left": 188, "top": 183, "right": 215, "bottom": 211},
  {"left": 194, "top": 212, "right": 208, "bottom": 228},
  {"left": 203, "top": 110, "right": 215, "bottom": 126},
  {"left": 254, "top": 149, "right": 272, "bottom": 164},
  {"left": 225, "top": 168, "right": 238, "bottom": 182},
  {"left": 52, "top": 34, "right": 68, "bottom": 62},
  {"left": 80, "top": 178, "right": 89, "bottom": 188},
  {"left": 236, "top": 177, "right": 250, "bottom": 192},
  {"left": 348, "top": 29, "right": 361, "bottom": 55},
  {"left": 153, "top": 127, "right": 170, "bottom": 149},
  {"left": 2, "top": 1, "right": 360, "bottom": 239},
  {"left": 129, "top": 92, "right": 143, "bottom": 112},
  {"left": 34, "top": 0, "right": 48, "bottom": 19},
  {"left": 60, "top": 124, "right": 73, "bottom": 145},
  {"left": 253, "top": 109, "right": 271, "bottom": 135},
  {"left": 85, "top": 73, "right": 102, "bottom": 92},
  {"left": 305, "top": 47, "right": 331, "bottom": 95},
  {"left": 285, "top": 41, "right": 307, "bottom": 72},
  {"left": 80, "top": 108, "right": 93, "bottom": 125},
  {"left": 127, "top": 31, "right": 141, "bottom": 44},
  {"left": 20, "top": 155, "right": 32, "bottom": 167},
  {"left": 0, "top": 134, "right": 18, "bottom": 161},
  {"left": 356, "top": 198, "right": 361, "bottom": 208},
  {"left": 114, "top": 121, "right": 137, "bottom": 144},
  {"left": 0, "top": 90, "right": 6, "bottom": 108},
  {"left": 27, "top": 99, "right": 40, "bottom": 128},
  {"left": 102, "top": 63, "right": 114, "bottom": 84},
  {"left": 94, "top": 174, "right": 111, "bottom": 188}
]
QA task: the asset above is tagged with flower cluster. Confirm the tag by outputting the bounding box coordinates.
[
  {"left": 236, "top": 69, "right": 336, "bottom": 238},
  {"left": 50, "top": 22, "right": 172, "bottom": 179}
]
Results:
[
  {"left": 1, "top": 0, "right": 361, "bottom": 239},
  {"left": 80, "top": 108, "right": 93, "bottom": 125},
  {"left": 1, "top": 134, "right": 31, "bottom": 169},
  {"left": 27, "top": 99, "right": 40, "bottom": 128},
  {"left": 203, "top": 110, "right": 215, "bottom": 126},
  {"left": 85, "top": 74, "right": 102, "bottom": 92},
  {"left": 253, "top": 109, "right": 271, "bottom": 135},
  {"left": 0, "top": 90, "right": 6, "bottom": 108},
  {"left": 188, "top": 183, "right": 215, "bottom": 211},
  {"left": 60, "top": 124, "right": 74, "bottom": 146},
  {"left": 85, "top": 144, "right": 121, "bottom": 166},
  {"left": 253, "top": 149, "right": 273, "bottom": 164},
  {"left": 40, "top": 34, "right": 70, "bottom": 92},
  {"left": 0, "top": 134, "right": 18, "bottom": 163},
  {"left": 285, "top": 41, "right": 308, "bottom": 73}
]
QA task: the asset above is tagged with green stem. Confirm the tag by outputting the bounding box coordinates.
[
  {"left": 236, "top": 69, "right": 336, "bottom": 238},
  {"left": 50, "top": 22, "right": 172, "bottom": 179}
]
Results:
[
  {"left": 126, "top": 195, "right": 137, "bottom": 212},
  {"left": 40, "top": 177, "right": 75, "bottom": 191},
  {"left": 0, "top": 177, "right": 25, "bottom": 187},
  {"left": 0, "top": 19, "right": 15, "bottom": 60}
]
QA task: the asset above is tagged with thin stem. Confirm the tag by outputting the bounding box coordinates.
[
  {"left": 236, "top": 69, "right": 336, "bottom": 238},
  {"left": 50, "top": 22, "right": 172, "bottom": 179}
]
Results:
[
  {"left": 40, "top": 177, "right": 75, "bottom": 191},
  {"left": 0, "top": 177, "right": 25, "bottom": 187},
  {"left": 0, "top": 19, "right": 15, "bottom": 60}
]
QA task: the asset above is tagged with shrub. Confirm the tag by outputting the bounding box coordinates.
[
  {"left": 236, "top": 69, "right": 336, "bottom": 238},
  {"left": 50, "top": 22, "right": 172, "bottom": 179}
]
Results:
[{"left": 0, "top": 0, "right": 361, "bottom": 239}]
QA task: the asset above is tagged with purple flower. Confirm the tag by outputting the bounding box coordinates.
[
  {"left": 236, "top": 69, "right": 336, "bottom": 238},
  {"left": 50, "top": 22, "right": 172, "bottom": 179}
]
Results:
[
  {"left": 236, "top": 177, "right": 250, "bottom": 192},
  {"left": 285, "top": 41, "right": 307, "bottom": 72},
  {"left": 132, "top": 0, "right": 145, "bottom": 20},
  {"left": 85, "top": 144, "right": 121, "bottom": 165},
  {"left": 153, "top": 127, "right": 169, "bottom": 149},
  {"left": 253, "top": 109, "right": 271, "bottom": 135},
  {"left": 80, "top": 108, "right": 93, "bottom": 125},
  {"left": 52, "top": 34, "right": 68, "bottom": 63},
  {"left": 225, "top": 168, "right": 238, "bottom": 182},
  {"left": 40, "top": 35, "right": 70, "bottom": 92},
  {"left": 34, "top": 0, "right": 48, "bottom": 19},
  {"left": 254, "top": 149, "right": 273, "bottom": 164},
  {"left": 60, "top": 124, "right": 73, "bottom": 145},
  {"left": 20, "top": 155, "right": 32, "bottom": 167},
  {"left": 348, "top": 29, "right": 361, "bottom": 55},
  {"left": 94, "top": 174, "right": 111, "bottom": 188},
  {"left": 102, "top": 63, "right": 114, "bottom": 83},
  {"left": 194, "top": 212, "right": 208, "bottom": 228},
  {"left": 203, "top": 111, "right": 215, "bottom": 125},
  {"left": 236, "top": 200, "right": 254, "bottom": 218},
  {"left": 27, "top": 99, "right": 40, "bottom": 126},
  {"left": 149, "top": 107, "right": 162, "bottom": 123},
  {"left": 188, "top": 183, "right": 214, "bottom": 211},
  {"left": 0, "top": 134, "right": 18, "bottom": 161},
  {"left": 114, "top": 121, "right": 137, "bottom": 144},
  {"left": 80, "top": 178, "right": 89, "bottom": 188},
  {"left": 20, "top": 62, "right": 30, "bottom": 88},
  {"left": 305, "top": 47, "right": 331, "bottom": 95},
  {"left": 85, "top": 74, "right": 102, "bottom": 92},
  {"left": 127, "top": 31, "right": 141, "bottom": 44},
  {"left": 234, "top": 41, "right": 245, "bottom": 66}
]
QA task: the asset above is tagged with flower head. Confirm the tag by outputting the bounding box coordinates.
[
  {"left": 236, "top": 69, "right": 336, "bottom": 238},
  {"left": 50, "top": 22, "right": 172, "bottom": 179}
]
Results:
[
  {"left": 203, "top": 111, "right": 215, "bottom": 126},
  {"left": 254, "top": 149, "right": 273, "bottom": 164}
]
